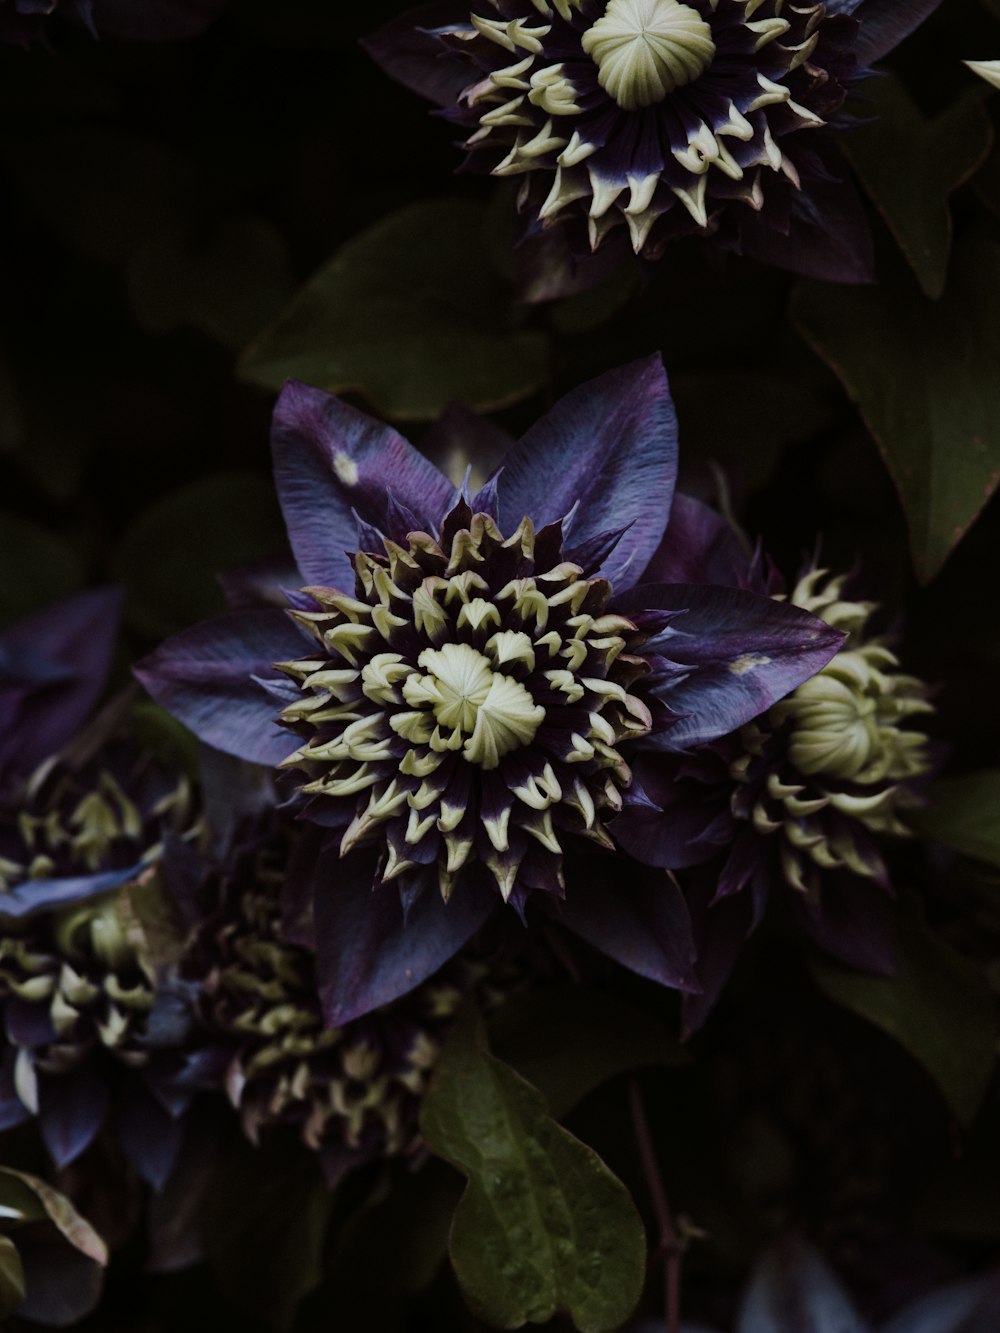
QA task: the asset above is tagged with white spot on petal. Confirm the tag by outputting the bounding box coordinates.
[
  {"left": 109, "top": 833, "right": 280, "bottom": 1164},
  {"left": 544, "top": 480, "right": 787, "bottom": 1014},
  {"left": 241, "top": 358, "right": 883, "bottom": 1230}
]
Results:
[{"left": 334, "top": 450, "right": 359, "bottom": 486}]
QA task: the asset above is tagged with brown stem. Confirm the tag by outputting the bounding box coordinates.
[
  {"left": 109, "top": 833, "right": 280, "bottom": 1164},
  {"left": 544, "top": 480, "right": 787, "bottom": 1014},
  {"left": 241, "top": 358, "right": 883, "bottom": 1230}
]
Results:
[{"left": 628, "top": 1078, "right": 681, "bottom": 1333}]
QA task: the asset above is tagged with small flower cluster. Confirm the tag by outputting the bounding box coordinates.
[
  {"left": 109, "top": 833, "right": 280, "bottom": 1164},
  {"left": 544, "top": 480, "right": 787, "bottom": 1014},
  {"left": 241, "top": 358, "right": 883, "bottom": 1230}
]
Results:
[
  {"left": 137, "top": 358, "right": 931, "bottom": 1033},
  {"left": 0, "top": 361, "right": 935, "bottom": 1322}
]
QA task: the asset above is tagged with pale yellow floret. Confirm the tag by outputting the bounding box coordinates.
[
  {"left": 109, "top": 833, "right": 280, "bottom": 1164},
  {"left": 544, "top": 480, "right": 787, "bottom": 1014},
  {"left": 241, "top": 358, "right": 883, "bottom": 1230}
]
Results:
[{"left": 581, "top": 0, "right": 715, "bottom": 109}]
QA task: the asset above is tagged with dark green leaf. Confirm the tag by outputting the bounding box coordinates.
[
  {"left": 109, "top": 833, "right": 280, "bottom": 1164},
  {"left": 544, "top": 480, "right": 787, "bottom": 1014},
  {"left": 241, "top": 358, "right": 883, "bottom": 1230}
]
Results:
[
  {"left": 912, "top": 769, "right": 1000, "bottom": 868},
  {"left": 0, "top": 512, "right": 85, "bottom": 630},
  {"left": 671, "top": 371, "right": 832, "bottom": 493},
  {"left": 128, "top": 699, "right": 202, "bottom": 782},
  {"left": 127, "top": 218, "right": 294, "bottom": 352},
  {"left": 203, "top": 1138, "right": 333, "bottom": 1332},
  {"left": 239, "top": 200, "right": 551, "bottom": 421},
  {"left": 842, "top": 77, "right": 992, "bottom": 298},
  {"left": 111, "top": 471, "right": 286, "bottom": 639},
  {"left": 792, "top": 230, "right": 1000, "bottom": 582},
  {"left": 489, "top": 986, "right": 687, "bottom": 1121},
  {"left": 811, "top": 911, "right": 996, "bottom": 1124},
  {"left": 0, "top": 1237, "right": 25, "bottom": 1321},
  {"left": 421, "top": 1009, "right": 646, "bottom": 1332}
]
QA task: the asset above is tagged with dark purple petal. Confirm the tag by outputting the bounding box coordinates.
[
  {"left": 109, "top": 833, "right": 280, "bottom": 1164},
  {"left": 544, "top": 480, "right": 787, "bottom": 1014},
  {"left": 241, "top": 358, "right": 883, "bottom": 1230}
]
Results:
[
  {"left": 362, "top": 4, "right": 477, "bottom": 108},
  {"left": 515, "top": 228, "right": 632, "bottom": 305},
  {"left": 0, "top": 867, "right": 145, "bottom": 921},
  {"left": 615, "top": 583, "right": 845, "bottom": 750},
  {"left": 681, "top": 880, "right": 757, "bottom": 1039},
  {"left": 849, "top": 0, "right": 944, "bottom": 63},
  {"left": 134, "top": 611, "right": 304, "bottom": 766},
  {"left": 117, "top": 1082, "right": 184, "bottom": 1191},
  {"left": 0, "top": 587, "right": 122, "bottom": 778},
  {"left": 739, "top": 1236, "right": 870, "bottom": 1333},
  {"left": 490, "top": 358, "right": 678, "bottom": 591},
  {"left": 90, "top": 0, "right": 227, "bottom": 40},
  {"left": 794, "top": 875, "right": 896, "bottom": 976},
  {"left": 739, "top": 154, "right": 875, "bottom": 284},
  {"left": 0, "top": 1050, "right": 31, "bottom": 1132},
  {"left": 271, "top": 380, "right": 455, "bottom": 587},
  {"left": 38, "top": 1066, "right": 110, "bottom": 1168},
  {"left": 312, "top": 848, "right": 495, "bottom": 1025},
  {"left": 198, "top": 746, "right": 280, "bottom": 864},
  {"left": 641, "top": 492, "right": 751, "bottom": 588},
  {"left": 611, "top": 756, "right": 735, "bottom": 870},
  {"left": 560, "top": 864, "right": 700, "bottom": 993},
  {"left": 17, "top": 1244, "right": 104, "bottom": 1327},
  {"left": 883, "top": 1274, "right": 1000, "bottom": 1333},
  {"left": 5, "top": 997, "right": 57, "bottom": 1047}
]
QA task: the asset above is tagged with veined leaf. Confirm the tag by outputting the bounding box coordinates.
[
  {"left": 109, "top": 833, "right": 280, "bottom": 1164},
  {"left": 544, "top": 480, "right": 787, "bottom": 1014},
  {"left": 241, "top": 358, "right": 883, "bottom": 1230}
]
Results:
[
  {"left": 811, "top": 911, "right": 995, "bottom": 1124},
  {"left": 421, "top": 1009, "right": 646, "bottom": 1333},
  {"left": 793, "top": 229, "right": 1000, "bottom": 582},
  {"left": 842, "top": 77, "right": 992, "bottom": 299},
  {"left": 239, "top": 199, "right": 550, "bottom": 422},
  {"left": 912, "top": 770, "right": 1000, "bottom": 869}
]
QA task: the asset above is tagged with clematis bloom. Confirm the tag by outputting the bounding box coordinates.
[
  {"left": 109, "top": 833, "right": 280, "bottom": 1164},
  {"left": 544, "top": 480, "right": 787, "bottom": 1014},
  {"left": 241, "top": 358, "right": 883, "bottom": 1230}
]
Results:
[
  {"left": 365, "top": 0, "right": 943, "bottom": 282},
  {"left": 0, "top": 692, "right": 201, "bottom": 1187},
  {"left": 612, "top": 494, "right": 933, "bottom": 1030},
  {"left": 136, "top": 357, "right": 844, "bottom": 1024}
]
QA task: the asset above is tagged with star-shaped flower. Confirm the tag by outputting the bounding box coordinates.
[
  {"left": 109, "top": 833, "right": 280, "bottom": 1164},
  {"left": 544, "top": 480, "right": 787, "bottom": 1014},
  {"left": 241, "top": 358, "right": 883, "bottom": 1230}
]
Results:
[
  {"left": 135, "top": 358, "right": 844, "bottom": 1024},
  {"left": 366, "top": 0, "right": 943, "bottom": 282}
]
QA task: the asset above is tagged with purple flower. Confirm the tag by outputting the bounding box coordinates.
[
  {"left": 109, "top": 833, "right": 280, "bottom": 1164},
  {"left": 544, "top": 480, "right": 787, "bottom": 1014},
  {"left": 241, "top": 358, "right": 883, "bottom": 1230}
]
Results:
[
  {"left": 365, "top": 0, "right": 942, "bottom": 282},
  {"left": 174, "top": 807, "right": 514, "bottom": 1187},
  {"left": 636, "top": 1237, "right": 1000, "bottom": 1333},
  {"left": 0, "top": 589, "right": 121, "bottom": 799},
  {"left": 135, "top": 357, "right": 844, "bottom": 1023},
  {"left": 0, "top": 0, "right": 226, "bottom": 44},
  {"left": 612, "top": 494, "right": 933, "bottom": 1031},
  {"left": 0, "top": 701, "right": 201, "bottom": 1188}
]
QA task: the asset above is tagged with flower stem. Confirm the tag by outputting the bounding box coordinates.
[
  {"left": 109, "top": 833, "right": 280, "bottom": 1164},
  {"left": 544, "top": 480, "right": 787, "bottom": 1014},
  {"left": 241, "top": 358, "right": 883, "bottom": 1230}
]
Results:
[{"left": 628, "top": 1077, "right": 681, "bottom": 1333}]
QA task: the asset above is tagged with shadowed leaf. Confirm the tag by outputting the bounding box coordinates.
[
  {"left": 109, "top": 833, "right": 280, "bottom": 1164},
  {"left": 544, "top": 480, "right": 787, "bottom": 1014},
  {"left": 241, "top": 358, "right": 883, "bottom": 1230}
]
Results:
[
  {"left": 811, "top": 911, "right": 996, "bottom": 1124},
  {"left": 842, "top": 77, "right": 992, "bottom": 298},
  {"left": 793, "top": 230, "right": 1000, "bottom": 582},
  {"left": 421, "top": 1009, "right": 646, "bottom": 1333},
  {"left": 239, "top": 200, "right": 550, "bottom": 421},
  {"left": 912, "top": 770, "right": 1000, "bottom": 869}
]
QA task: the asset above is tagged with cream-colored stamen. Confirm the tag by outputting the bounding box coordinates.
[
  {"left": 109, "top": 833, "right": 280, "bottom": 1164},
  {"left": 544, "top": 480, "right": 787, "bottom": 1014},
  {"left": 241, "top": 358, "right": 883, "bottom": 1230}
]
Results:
[
  {"left": 581, "top": 0, "right": 715, "bottom": 109},
  {"left": 402, "top": 643, "right": 544, "bottom": 769}
]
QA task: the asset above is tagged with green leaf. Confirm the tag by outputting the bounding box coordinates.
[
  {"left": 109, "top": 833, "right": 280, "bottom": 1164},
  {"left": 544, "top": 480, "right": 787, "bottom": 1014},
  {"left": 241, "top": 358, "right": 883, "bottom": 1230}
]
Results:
[
  {"left": 111, "top": 471, "right": 286, "bottom": 639},
  {"left": 792, "top": 229, "right": 1000, "bottom": 582},
  {"left": 488, "top": 986, "right": 687, "bottom": 1121},
  {"left": 203, "top": 1138, "right": 333, "bottom": 1332},
  {"left": 421, "top": 1009, "right": 646, "bottom": 1333},
  {"left": 811, "top": 911, "right": 996, "bottom": 1124},
  {"left": 0, "top": 512, "right": 85, "bottom": 630},
  {"left": 0, "top": 1170, "right": 107, "bottom": 1266},
  {"left": 127, "top": 217, "right": 294, "bottom": 352},
  {"left": 912, "top": 770, "right": 1000, "bottom": 868},
  {"left": 0, "top": 1237, "right": 24, "bottom": 1321},
  {"left": 238, "top": 200, "right": 551, "bottom": 422},
  {"left": 128, "top": 699, "right": 202, "bottom": 782},
  {"left": 842, "top": 77, "right": 993, "bottom": 298}
]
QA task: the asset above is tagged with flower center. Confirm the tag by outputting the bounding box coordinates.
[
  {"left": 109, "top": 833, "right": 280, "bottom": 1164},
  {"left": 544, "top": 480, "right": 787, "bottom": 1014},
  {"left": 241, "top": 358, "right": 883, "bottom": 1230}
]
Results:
[
  {"left": 401, "top": 643, "right": 545, "bottom": 768},
  {"left": 779, "top": 658, "right": 882, "bottom": 781},
  {"left": 581, "top": 0, "right": 716, "bottom": 109},
  {"left": 277, "top": 507, "right": 653, "bottom": 902}
]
